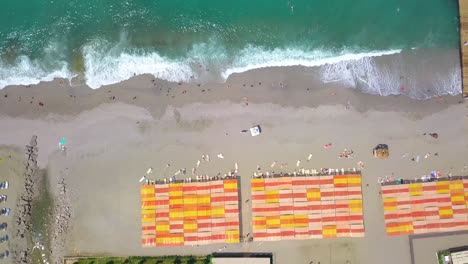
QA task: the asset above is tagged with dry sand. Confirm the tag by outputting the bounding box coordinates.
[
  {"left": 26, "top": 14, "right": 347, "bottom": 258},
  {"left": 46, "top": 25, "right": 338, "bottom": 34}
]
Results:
[{"left": 0, "top": 67, "right": 467, "bottom": 264}]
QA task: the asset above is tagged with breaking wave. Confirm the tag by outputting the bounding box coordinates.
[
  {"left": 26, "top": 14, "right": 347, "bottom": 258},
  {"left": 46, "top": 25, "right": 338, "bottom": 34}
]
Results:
[
  {"left": 222, "top": 46, "right": 401, "bottom": 79},
  {"left": 82, "top": 39, "right": 195, "bottom": 89},
  {"left": 0, "top": 56, "right": 71, "bottom": 88}
]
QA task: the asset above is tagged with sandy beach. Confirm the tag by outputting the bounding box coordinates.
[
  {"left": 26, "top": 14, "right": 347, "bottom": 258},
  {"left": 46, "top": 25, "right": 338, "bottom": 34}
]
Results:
[{"left": 0, "top": 67, "right": 467, "bottom": 264}]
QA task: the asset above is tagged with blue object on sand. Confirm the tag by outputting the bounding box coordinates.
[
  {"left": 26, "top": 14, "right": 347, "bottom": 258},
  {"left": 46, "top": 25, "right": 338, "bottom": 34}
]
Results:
[{"left": 60, "top": 137, "right": 66, "bottom": 145}]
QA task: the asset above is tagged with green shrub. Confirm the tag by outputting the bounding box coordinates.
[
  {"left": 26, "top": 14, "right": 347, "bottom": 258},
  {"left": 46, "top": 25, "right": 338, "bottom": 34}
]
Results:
[
  {"left": 186, "top": 256, "right": 197, "bottom": 264},
  {"left": 173, "top": 256, "right": 182, "bottom": 264},
  {"left": 71, "top": 255, "right": 211, "bottom": 264},
  {"left": 203, "top": 256, "right": 212, "bottom": 264}
]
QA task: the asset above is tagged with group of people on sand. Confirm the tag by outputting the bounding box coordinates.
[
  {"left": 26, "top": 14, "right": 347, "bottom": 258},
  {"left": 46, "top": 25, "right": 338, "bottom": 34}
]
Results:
[{"left": 338, "top": 149, "right": 354, "bottom": 159}]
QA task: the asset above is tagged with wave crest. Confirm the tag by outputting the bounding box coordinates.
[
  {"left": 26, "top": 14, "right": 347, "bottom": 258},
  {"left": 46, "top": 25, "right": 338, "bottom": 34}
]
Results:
[
  {"left": 222, "top": 46, "right": 401, "bottom": 79},
  {"left": 0, "top": 56, "right": 70, "bottom": 88},
  {"left": 82, "top": 39, "right": 194, "bottom": 89}
]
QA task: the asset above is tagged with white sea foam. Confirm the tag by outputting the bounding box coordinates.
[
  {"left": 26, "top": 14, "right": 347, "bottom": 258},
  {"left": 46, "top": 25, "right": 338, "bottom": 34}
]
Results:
[
  {"left": 0, "top": 56, "right": 71, "bottom": 89},
  {"left": 0, "top": 40, "right": 462, "bottom": 99},
  {"left": 83, "top": 40, "right": 404, "bottom": 89},
  {"left": 82, "top": 39, "right": 194, "bottom": 89},
  {"left": 221, "top": 45, "right": 402, "bottom": 79},
  {"left": 320, "top": 55, "right": 402, "bottom": 96},
  {"left": 433, "top": 67, "right": 462, "bottom": 97},
  {"left": 320, "top": 51, "right": 462, "bottom": 99}
]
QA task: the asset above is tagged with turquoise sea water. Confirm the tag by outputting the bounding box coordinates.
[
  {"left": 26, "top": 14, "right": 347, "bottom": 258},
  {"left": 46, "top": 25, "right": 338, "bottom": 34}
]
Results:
[{"left": 0, "top": 0, "right": 461, "bottom": 97}]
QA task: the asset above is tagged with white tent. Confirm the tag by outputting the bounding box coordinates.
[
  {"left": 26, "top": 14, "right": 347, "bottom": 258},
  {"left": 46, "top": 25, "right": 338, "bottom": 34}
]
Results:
[{"left": 250, "top": 125, "right": 261, "bottom": 136}]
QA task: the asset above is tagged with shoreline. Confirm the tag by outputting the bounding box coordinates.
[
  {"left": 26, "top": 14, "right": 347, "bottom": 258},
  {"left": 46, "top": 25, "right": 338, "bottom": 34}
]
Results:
[
  {"left": 0, "top": 47, "right": 463, "bottom": 100},
  {"left": 0, "top": 68, "right": 464, "bottom": 121}
]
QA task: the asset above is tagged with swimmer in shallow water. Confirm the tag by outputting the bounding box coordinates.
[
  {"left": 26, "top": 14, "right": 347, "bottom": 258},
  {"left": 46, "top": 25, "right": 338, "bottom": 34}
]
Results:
[{"left": 287, "top": 1, "right": 294, "bottom": 12}]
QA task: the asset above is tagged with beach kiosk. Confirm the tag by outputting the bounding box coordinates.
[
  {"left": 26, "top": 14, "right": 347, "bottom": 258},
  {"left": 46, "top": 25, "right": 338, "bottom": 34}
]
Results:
[{"left": 250, "top": 125, "right": 261, "bottom": 136}]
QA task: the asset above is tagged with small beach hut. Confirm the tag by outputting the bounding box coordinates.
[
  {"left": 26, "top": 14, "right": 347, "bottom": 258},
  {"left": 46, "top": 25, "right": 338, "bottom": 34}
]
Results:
[
  {"left": 250, "top": 125, "right": 262, "bottom": 136},
  {"left": 372, "top": 144, "right": 389, "bottom": 159}
]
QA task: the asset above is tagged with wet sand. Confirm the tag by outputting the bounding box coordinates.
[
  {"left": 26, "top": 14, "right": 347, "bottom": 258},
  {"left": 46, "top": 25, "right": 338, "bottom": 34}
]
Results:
[{"left": 0, "top": 67, "right": 467, "bottom": 264}]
